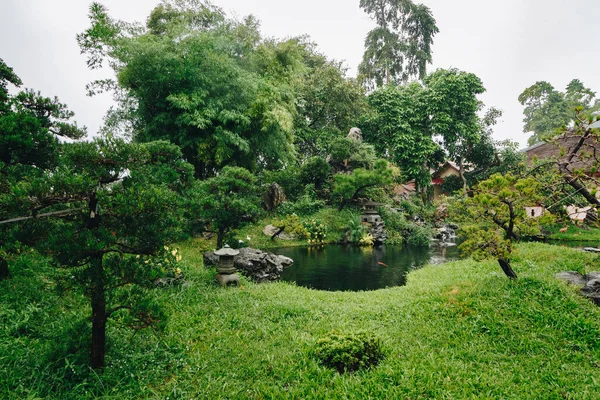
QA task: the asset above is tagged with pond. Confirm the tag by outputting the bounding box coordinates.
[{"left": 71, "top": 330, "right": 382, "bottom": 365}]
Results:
[{"left": 276, "top": 241, "right": 461, "bottom": 292}]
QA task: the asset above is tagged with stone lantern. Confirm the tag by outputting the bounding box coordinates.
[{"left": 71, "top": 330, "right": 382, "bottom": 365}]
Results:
[{"left": 214, "top": 244, "right": 241, "bottom": 287}]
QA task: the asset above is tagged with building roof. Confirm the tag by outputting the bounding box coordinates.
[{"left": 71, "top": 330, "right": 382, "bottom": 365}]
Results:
[{"left": 523, "top": 134, "right": 600, "bottom": 171}]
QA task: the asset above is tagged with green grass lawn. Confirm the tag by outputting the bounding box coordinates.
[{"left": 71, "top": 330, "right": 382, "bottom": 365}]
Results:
[
  {"left": 545, "top": 223, "right": 600, "bottom": 243},
  {"left": 1, "top": 242, "right": 600, "bottom": 399}
]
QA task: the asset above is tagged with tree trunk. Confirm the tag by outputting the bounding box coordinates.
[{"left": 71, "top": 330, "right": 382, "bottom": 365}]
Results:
[
  {"left": 0, "top": 256, "right": 9, "bottom": 281},
  {"left": 87, "top": 193, "right": 106, "bottom": 369},
  {"left": 90, "top": 255, "right": 106, "bottom": 369},
  {"left": 217, "top": 228, "right": 225, "bottom": 248},
  {"left": 498, "top": 258, "right": 518, "bottom": 279},
  {"left": 458, "top": 158, "right": 468, "bottom": 193}
]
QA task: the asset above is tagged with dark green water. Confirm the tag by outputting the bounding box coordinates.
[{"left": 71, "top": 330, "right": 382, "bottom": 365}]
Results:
[{"left": 277, "top": 243, "right": 460, "bottom": 292}]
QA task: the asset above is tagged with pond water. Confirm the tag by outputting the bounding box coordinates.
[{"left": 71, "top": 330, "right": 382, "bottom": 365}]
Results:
[{"left": 276, "top": 241, "right": 461, "bottom": 292}]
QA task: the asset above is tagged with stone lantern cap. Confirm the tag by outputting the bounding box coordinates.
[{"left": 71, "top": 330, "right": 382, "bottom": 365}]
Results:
[{"left": 214, "top": 244, "right": 239, "bottom": 257}]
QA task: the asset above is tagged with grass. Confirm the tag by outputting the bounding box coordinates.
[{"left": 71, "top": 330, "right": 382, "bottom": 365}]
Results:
[
  {"left": 545, "top": 223, "right": 600, "bottom": 243},
  {"left": 1, "top": 242, "right": 600, "bottom": 398}
]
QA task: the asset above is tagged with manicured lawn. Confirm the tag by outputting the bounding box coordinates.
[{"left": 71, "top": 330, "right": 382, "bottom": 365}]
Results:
[{"left": 1, "top": 242, "right": 599, "bottom": 399}]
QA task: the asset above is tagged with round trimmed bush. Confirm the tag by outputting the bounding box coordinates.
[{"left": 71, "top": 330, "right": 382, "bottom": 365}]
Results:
[{"left": 313, "top": 331, "right": 385, "bottom": 373}]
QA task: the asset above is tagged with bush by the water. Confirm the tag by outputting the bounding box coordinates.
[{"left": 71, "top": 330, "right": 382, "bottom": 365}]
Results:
[{"left": 313, "top": 331, "right": 385, "bottom": 373}]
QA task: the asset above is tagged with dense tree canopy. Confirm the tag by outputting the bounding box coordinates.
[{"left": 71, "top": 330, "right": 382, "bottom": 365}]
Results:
[
  {"left": 78, "top": 1, "right": 368, "bottom": 178},
  {"left": 519, "top": 79, "right": 600, "bottom": 145},
  {"left": 362, "top": 68, "right": 491, "bottom": 190}
]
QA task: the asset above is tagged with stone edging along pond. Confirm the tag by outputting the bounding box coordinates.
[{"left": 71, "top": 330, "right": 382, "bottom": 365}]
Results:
[{"left": 556, "top": 271, "right": 600, "bottom": 305}]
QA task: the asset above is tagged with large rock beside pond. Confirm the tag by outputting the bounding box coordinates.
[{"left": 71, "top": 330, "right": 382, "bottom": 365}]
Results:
[
  {"left": 556, "top": 271, "right": 600, "bottom": 305},
  {"left": 263, "top": 224, "right": 295, "bottom": 240},
  {"left": 204, "top": 247, "right": 294, "bottom": 282}
]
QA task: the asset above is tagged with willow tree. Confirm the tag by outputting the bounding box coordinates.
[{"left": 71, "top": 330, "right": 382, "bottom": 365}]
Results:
[{"left": 358, "top": 0, "right": 438, "bottom": 89}]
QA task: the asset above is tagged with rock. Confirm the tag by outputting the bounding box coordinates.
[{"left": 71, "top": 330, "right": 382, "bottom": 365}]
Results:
[
  {"left": 204, "top": 247, "right": 294, "bottom": 282},
  {"left": 584, "top": 208, "right": 598, "bottom": 225},
  {"left": 433, "top": 202, "right": 449, "bottom": 228},
  {"left": 369, "top": 222, "right": 387, "bottom": 245},
  {"left": 555, "top": 271, "right": 587, "bottom": 287},
  {"left": 262, "top": 183, "right": 286, "bottom": 211},
  {"left": 585, "top": 272, "right": 600, "bottom": 281},
  {"left": 263, "top": 224, "right": 295, "bottom": 240},
  {"left": 347, "top": 127, "right": 363, "bottom": 142},
  {"left": 581, "top": 278, "right": 600, "bottom": 305},
  {"left": 154, "top": 273, "right": 186, "bottom": 288},
  {"left": 556, "top": 271, "right": 600, "bottom": 306}
]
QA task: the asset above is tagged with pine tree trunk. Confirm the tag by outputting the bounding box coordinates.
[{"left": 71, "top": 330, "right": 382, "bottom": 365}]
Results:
[
  {"left": 90, "top": 255, "right": 106, "bottom": 369},
  {"left": 498, "top": 258, "right": 518, "bottom": 279}
]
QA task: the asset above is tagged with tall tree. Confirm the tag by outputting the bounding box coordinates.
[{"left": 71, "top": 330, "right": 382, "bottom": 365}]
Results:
[
  {"left": 78, "top": 2, "right": 302, "bottom": 178},
  {"left": 519, "top": 79, "right": 599, "bottom": 145},
  {"left": 294, "top": 51, "right": 368, "bottom": 160},
  {"left": 362, "top": 68, "right": 489, "bottom": 193},
  {"left": 192, "top": 166, "right": 261, "bottom": 247},
  {"left": 3, "top": 138, "right": 193, "bottom": 369},
  {"left": 1, "top": 59, "right": 87, "bottom": 266},
  {"left": 358, "top": 0, "right": 438, "bottom": 89}
]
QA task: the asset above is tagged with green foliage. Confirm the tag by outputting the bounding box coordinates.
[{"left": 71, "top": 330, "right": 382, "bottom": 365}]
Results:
[
  {"left": 313, "top": 331, "right": 385, "bottom": 373},
  {"left": 406, "top": 224, "right": 433, "bottom": 246},
  {"left": 3, "top": 136, "right": 194, "bottom": 368},
  {"left": 78, "top": 2, "right": 305, "bottom": 177},
  {"left": 294, "top": 56, "right": 368, "bottom": 159},
  {"left": 449, "top": 173, "right": 547, "bottom": 277},
  {"left": 358, "top": 0, "right": 439, "bottom": 88},
  {"left": 260, "top": 166, "right": 302, "bottom": 201},
  {"left": 193, "top": 166, "right": 261, "bottom": 247},
  {"left": 440, "top": 174, "right": 463, "bottom": 195},
  {"left": 299, "top": 156, "right": 331, "bottom": 189},
  {"left": 303, "top": 218, "right": 327, "bottom": 244},
  {"left": 378, "top": 206, "right": 432, "bottom": 246},
  {"left": 347, "top": 217, "right": 368, "bottom": 244},
  {"left": 519, "top": 79, "right": 600, "bottom": 145},
  {"left": 333, "top": 159, "right": 393, "bottom": 210},
  {"left": 273, "top": 213, "right": 310, "bottom": 239}
]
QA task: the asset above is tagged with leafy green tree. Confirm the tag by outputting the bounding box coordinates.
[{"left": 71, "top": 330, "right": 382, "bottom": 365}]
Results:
[
  {"left": 519, "top": 79, "right": 600, "bottom": 145},
  {"left": 449, "top": 174, "right": 545, "bottom": 279},
  {"left": 358, "top": 0, "right": 438, "bottom": 88},
  {"left": 294, "top": 53, "right": 368, "bottom": 159},
  {"left": 362, "top": 68, "right": 497, "bottom": 194},
  {"left": 0, "top": 59, "right": 86, "bottom": 175},
  {"left": 1, "top": 59, "right": 87, "bottom": 272},
  {"left": 3, "top": 138, "right": 193, "bottom": 369},
  {"left": 194, "top": 166, "right": 261, "bottom": 247},
  {"left": 334, "top": 159, "right": 393, "bottom": 211},
  {"left": 299, "top": 156, "right": 331, "bottom": 190},
  {"left": 78, "top": 2, "right": 302, "bottom": 178}
]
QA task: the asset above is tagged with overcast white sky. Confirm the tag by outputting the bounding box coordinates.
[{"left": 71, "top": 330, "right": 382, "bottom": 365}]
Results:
[{"left": 1, "top": 0, "right": 600, "bottom": 148}]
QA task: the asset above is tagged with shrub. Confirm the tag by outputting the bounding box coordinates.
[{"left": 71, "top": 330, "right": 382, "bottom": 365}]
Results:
[
  {"left": 273, "top": 214, "right": 310, "bottom": 239},
  {"left": 406, "top": 224, "right": 433, "bottom": 246},
  {"left": 303, "top": 219, "right": 327, "bottom": 244},
  {"left": 347, "top": 217, "right": 368, "bottom": 244},
  {"left": 313, "top": 331, "right": 385, "bottom": 373},
  {"left": 440, "top": 174, "right": 463, "bottom": 195},
  {"left": 278, "top": 185, "right": 326, "bottom": 216},
  {"left": 299, "top": 156, "right": 331, "bottom": 190}
]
